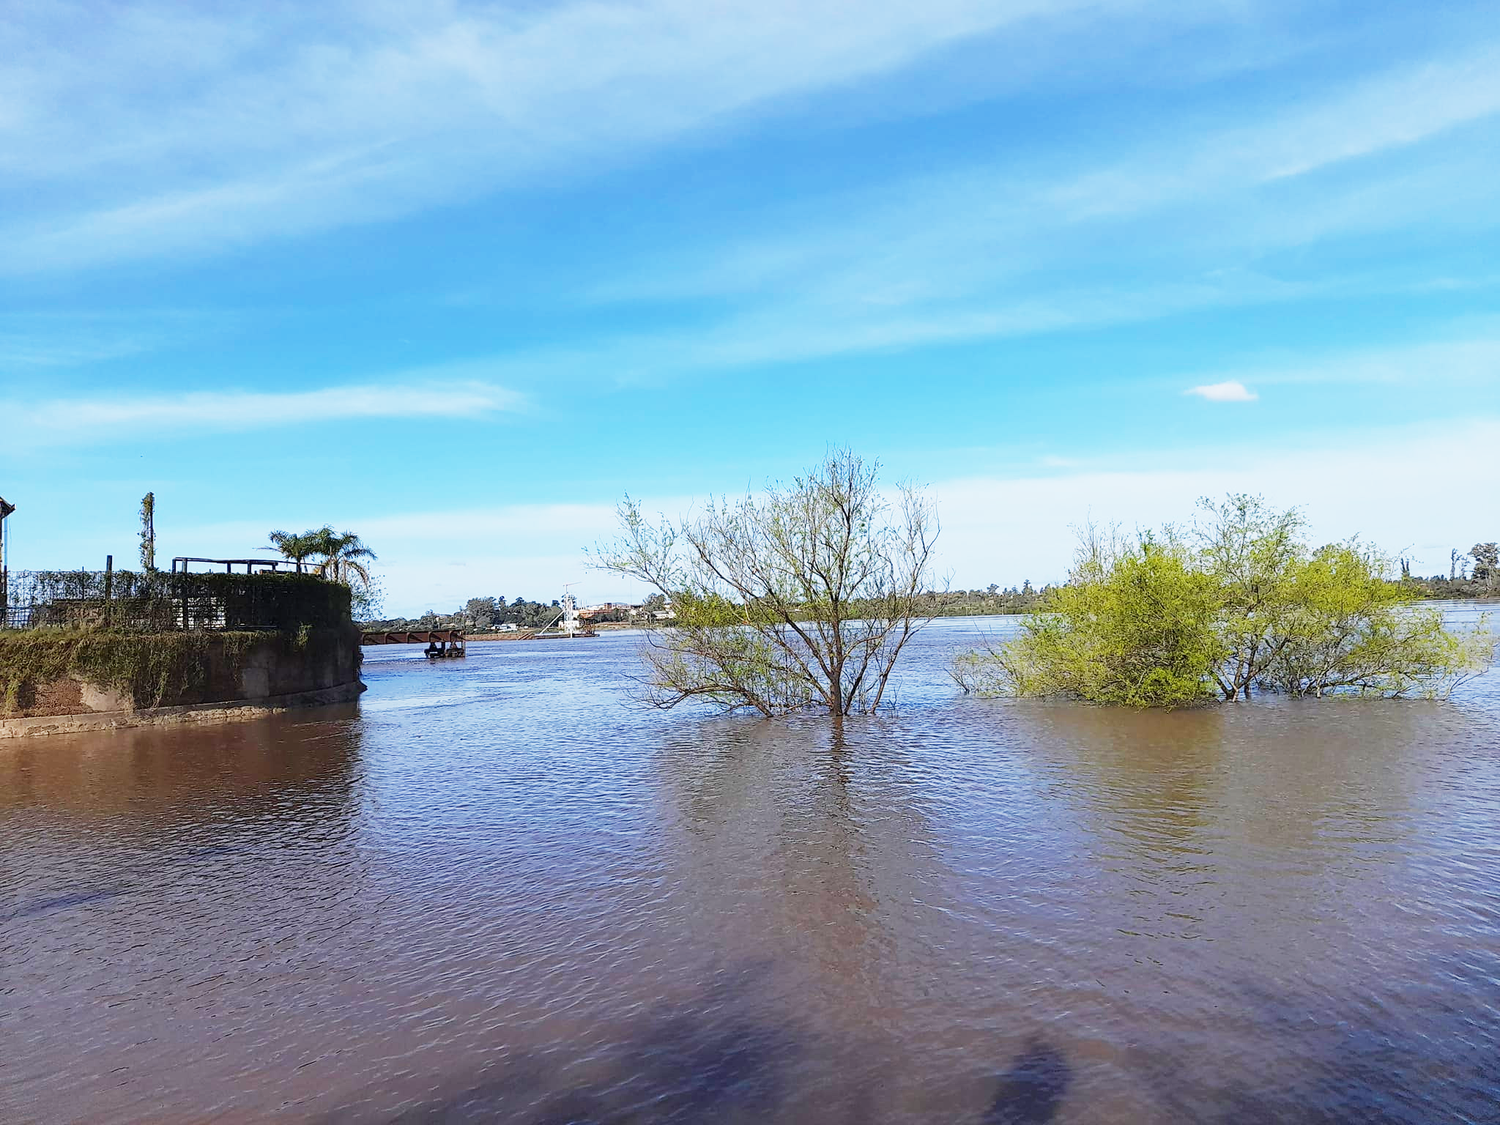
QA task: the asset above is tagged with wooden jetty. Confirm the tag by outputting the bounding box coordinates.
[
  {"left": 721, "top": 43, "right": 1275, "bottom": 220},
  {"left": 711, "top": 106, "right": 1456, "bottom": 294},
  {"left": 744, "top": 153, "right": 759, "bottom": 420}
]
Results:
[{"left": 361, "top": 628, "right": 467, "bottom": 659}]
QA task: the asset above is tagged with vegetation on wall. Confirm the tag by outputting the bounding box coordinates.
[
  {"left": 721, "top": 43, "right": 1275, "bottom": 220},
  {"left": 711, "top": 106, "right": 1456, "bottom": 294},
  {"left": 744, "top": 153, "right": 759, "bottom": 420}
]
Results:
[
  {"left": 1, "top": 499, "right": 371, "bottom": 717},
  {"left": 4, "top": 569, "right": 352, "bottom": 631},
  {"left": 266, "top": 526, "right": 376, "bottom": 583},
  {"left": 0, "top": 627, "right": 353, "bottom": 715},
  {"left": 265, "top": 526, "right": 380, "bottom": 618},
  {"left": 2, "top": 563, "right": 361, "bottom": 716},
  {"left": 139, "top": 492, "right": 156, "bottom": 572}
]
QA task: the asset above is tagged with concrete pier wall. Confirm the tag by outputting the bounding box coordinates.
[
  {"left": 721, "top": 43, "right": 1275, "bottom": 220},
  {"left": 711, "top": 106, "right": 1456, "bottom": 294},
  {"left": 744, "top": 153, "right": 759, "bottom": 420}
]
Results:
[{"left": 0, "top": 628, "right": 364, "bottom": 739}]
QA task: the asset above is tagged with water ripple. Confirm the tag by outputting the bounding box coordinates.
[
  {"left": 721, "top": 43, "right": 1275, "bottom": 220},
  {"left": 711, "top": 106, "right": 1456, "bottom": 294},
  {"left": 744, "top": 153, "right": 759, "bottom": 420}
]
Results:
[{"left": 2, "top": 623, "right": 1497, "bottom": 1123}]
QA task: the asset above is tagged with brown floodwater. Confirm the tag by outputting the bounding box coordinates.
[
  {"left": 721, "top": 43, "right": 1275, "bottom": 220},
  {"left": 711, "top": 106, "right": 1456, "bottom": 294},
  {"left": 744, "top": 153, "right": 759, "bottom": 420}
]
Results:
[{"left": 3, "top": 615, "right": 1498, "bottom": 1124}]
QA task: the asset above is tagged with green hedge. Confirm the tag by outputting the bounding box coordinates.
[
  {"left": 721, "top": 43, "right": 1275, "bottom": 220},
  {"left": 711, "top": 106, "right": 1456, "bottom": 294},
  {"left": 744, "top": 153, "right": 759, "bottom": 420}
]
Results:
[{"left": 5, "top": 570, "right": 351, "bottom": 632}]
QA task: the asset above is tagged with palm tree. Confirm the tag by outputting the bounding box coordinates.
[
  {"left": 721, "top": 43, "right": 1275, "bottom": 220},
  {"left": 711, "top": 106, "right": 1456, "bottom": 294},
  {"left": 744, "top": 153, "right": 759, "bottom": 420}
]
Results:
[
  {"left": 266, "top": 529, "right": 319, "bottom": 574},
  {"left": 310, "top": 527, "right": 377, "bottom": 587}
]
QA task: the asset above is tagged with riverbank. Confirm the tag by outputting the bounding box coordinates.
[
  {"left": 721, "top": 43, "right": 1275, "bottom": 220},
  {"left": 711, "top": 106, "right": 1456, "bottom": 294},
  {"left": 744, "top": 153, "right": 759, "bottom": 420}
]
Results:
[{"left": 460, "top": 622, "right": 641, "bottom": 642}]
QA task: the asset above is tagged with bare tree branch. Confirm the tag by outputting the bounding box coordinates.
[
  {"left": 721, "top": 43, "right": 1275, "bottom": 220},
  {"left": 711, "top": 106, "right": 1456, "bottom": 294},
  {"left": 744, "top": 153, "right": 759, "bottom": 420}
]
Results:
[{"left": 594, "top": 450, "right": 940, "bottom": 717}]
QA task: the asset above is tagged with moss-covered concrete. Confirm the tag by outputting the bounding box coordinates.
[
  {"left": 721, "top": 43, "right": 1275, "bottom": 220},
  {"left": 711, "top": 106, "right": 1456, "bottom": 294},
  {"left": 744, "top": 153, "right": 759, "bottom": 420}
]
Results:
[{"left": 0, "top": 626, "right": 363, "bottom": 734}]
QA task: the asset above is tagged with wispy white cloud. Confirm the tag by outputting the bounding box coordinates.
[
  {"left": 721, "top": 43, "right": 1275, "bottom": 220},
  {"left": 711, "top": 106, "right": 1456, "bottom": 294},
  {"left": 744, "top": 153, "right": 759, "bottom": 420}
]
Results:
[
  {"left": 25, "top": 2, "right": 1481, "bottom": 281},
  {"left": 484, "top": 269, "right": 1490, "bottom": 390},
  {"left": 8, "top": 2, "right": 1498, "bottom": 403},
  {"left": 1043, "top": 43, "right": 1500, "bottom": 222},
  {"left": 538, "top": 34, "right": 1500, "bottom": 385},
  {"left": 0, "top": 333, "right": 155, "bottom": 369},
  {"left": 1187, "top": 380, "right": 1258, "bottom": 402},
  {"left": 0, "top": 0, "right": 1131, "bottom": 274},
  {"left": 593, "top": 37, "right": 1500, "bottom": 311},
  {"left": 1258, "top": 47, "right": 1500, "bottom": 181},
  {"left": 2, "top": 380, "right": 521, "bottom": 445},
  {"left": 1179, "top": 337, "right": 1500, "bottom": 392}
]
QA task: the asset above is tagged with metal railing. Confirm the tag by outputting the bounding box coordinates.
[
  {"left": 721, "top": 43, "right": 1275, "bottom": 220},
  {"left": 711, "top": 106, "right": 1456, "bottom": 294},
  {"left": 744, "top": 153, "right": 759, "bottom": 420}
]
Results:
[{"left": 1, "top": 605, "right": 37, "bottom": 631}]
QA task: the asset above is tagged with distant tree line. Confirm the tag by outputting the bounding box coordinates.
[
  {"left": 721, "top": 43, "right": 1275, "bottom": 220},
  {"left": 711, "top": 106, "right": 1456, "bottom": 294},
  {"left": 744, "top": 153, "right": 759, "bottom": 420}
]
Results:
[
  {"left": 356, "top": 585, "right": 1049, "bottom": 631},
  {"left": 1401, "top": 541, "right": 1500, "bottom": 600},
  {"left": 912, "top": 584, "right": 1050, "bottom": 616},
  {"left": 362, "top": 595, "right": 568, "bottom": 632}
]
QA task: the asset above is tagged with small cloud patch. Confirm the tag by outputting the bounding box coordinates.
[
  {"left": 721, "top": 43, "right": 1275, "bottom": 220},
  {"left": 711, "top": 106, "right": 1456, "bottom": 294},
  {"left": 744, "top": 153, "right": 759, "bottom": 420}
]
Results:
[{"left": 1186, "top": 380, "right": 1258, "bottom": 402}]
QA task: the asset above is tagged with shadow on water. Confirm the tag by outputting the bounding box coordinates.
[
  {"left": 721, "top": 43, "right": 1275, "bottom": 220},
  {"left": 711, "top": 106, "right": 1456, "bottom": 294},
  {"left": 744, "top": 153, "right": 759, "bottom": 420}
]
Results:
[
  {"left": 1121, "top": 955, "right": 1500, "bottom": 1125},
  {"left": 370, "top": 1018, "right": 792, "bottom": 1124},
  {"left": 981, "top": 1038, "right": 1072, "bottom": 1125},
  {"left": 0, "top": 885, "right": 132, "bottom": 922},
  {"left": 295, "top": 970, "right": 1500, "bottom": 1125},
  {"left": 316, "top": 968, "right": 1077, "bottom": 1125},
  {"left": 314, "top": 964, "right": 800, "bottom": 1125}
]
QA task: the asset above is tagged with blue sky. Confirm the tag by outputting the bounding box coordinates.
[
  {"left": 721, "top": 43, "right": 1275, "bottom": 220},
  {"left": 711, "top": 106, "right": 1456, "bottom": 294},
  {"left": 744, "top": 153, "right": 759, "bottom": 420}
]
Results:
[{"left": 2, "top": 0, "right": 1497, "bottom": 616}]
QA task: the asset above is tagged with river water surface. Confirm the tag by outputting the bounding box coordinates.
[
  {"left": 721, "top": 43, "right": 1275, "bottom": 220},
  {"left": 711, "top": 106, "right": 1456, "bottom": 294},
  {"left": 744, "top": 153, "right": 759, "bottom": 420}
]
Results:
[{"left": 3, "top": 614, "right": 1499, "bottom": 1124}]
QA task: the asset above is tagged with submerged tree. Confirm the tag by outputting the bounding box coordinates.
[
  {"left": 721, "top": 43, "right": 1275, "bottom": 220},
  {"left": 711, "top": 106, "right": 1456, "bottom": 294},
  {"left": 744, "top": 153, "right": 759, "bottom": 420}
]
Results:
[
  {"left": 1259, "top": 541, "right": 1490, "bottom": 698},
  {"left": 953, "top": 525, "right": 1220, "bottom": 708},
  {"left": 598, "top": 449, "right": 938, "bottom": 717},
  {"left": 956, "top": 495, "right": 1492, "bottom": 708},
  {"left": 1195, "top": 495, "right": 1306, "bottom": 700}
]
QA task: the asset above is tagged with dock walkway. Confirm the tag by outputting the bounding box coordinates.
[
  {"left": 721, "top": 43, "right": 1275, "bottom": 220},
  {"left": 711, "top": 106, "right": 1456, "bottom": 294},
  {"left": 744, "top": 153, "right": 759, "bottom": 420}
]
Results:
[{"left": 361, "top": 628, "right": 466, "bottom": 658}]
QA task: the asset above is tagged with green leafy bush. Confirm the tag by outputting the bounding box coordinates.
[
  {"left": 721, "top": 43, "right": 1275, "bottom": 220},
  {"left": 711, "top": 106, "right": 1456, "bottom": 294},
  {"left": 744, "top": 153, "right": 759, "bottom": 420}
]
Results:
[{"left": 955, "top": 498, "right": 1494, "bottom": 708}]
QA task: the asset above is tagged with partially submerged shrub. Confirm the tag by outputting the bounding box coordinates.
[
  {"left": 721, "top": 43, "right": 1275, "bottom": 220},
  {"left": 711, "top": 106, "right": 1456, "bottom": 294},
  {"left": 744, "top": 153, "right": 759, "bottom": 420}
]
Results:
[
  {"left": 955, "top": 498, "right": 1494, "bottom": 708},
  {"left": 953, "top": 530, "right": 1219, "bottom": 708}
]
